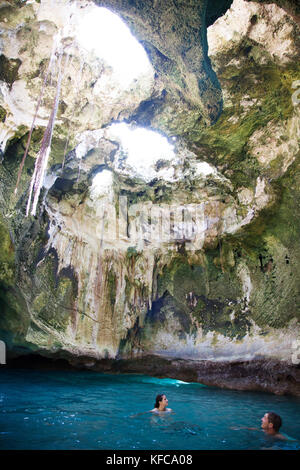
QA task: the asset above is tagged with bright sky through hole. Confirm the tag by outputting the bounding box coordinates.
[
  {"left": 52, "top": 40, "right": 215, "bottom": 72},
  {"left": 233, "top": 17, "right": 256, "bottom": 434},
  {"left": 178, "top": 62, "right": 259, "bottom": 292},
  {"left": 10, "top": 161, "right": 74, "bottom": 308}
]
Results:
[
  {"left": 109, "top": 123, "right": 175, "bottom": 180},
  {"left": 90, "top": 169, "right": 114, "bottom": 199},
  {"left": 77, "top": 7, "right": 153, "bottom": 87}
]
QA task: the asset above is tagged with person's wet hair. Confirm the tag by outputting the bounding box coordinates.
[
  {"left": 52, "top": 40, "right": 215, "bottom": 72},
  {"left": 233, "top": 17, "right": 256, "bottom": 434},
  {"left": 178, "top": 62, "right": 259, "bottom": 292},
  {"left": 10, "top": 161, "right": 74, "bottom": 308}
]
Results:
[
  {"left": 267, "top": 412, "right": 282, "bottom": 432},
  {"left": 154, "top": 394, "right": 165, "bottom": 408}
]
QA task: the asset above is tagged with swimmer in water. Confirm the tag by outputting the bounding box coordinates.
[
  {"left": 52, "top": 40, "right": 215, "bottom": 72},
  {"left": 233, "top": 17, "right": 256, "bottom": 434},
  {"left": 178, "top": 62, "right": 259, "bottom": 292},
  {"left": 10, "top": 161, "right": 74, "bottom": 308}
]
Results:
[
  {"left": 129, "top": 393, "right": 172, "bottom": 418},
  {"left": 261, "top": 412, "right": 286, "bottom": 439},
  {"left": 150, "top": 394, "right": 172, "bottom": 413},
  {"left": 231, "top": 411, "right": 287, "bottom": 439}
]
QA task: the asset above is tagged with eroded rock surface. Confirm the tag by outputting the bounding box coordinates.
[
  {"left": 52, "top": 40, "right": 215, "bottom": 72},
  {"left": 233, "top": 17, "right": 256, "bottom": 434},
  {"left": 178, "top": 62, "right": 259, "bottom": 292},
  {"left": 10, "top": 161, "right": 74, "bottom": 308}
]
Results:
[{"left": 0, "top": 0, "right": 300, "bottom": 395}]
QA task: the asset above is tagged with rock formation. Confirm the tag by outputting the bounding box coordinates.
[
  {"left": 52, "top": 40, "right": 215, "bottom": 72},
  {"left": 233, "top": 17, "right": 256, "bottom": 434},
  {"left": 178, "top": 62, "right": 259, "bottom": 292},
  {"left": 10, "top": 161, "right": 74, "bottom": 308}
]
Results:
[{"left": 0, "top": 0, "right": 299, "bottom": 395}]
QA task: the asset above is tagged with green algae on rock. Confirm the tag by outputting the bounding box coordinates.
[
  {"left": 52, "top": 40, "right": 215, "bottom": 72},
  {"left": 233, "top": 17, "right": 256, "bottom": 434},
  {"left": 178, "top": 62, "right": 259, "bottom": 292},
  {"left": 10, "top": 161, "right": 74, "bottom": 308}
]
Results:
[{"left": 0, "top": 0, "right": 299, "bottom": 395}]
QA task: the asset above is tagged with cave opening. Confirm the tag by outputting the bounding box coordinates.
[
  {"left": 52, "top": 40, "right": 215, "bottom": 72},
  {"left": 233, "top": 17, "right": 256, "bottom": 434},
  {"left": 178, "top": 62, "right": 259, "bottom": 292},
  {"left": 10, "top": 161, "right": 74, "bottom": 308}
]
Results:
[
  {"left": 77, "top": 6, "right": 153, "bottom": 88},
  {"left": 107, "top": 122, "right": 175, "bottom": 182}
]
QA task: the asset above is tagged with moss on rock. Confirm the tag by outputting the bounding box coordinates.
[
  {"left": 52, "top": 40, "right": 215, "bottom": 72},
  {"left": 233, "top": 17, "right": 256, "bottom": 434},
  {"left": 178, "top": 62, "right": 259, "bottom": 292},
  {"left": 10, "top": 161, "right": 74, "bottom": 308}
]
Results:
[
  {"left": 190, "top": 56, "right": 300, "bottom": 189},
  {"left": 223, "top": 155, "right": 300, "bottom": 329},
  {"left": 30, "top": 250, "right": 78, "bottom": 332},
  {"left": 154, "top": 250, "right": 250, "bottom": 340},
  {"left": 0, "top": 54, "right": 22, "bottom": 88},
  {"left": 0, "top": 213, "right": 15, "bottom": 286},
  {"left": 0, "top": 285, "right": 31, "bottom": 347},
  {"left": 0, "top": 106, "right": 7, "bottom": 123}
]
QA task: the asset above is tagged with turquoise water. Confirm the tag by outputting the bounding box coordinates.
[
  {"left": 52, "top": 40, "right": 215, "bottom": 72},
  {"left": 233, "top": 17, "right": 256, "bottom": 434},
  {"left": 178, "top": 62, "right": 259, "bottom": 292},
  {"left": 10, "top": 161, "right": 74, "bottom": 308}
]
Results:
[{"left": 0, "top": 369, "right": 300, "bottom": 450}]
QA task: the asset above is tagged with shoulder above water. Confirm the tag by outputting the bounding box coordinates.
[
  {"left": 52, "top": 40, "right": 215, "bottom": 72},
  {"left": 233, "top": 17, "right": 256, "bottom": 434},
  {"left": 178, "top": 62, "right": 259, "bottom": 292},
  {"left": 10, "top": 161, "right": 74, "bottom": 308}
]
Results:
[{"left": 150, "top": 408, "right": 173, "bottom": 413}]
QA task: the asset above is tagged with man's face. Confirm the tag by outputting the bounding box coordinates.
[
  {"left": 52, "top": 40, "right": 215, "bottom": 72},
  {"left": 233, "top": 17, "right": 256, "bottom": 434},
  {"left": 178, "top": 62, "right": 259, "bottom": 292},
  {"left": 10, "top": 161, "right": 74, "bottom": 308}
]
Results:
[{"left": 261, "top": 413, "right": 271, "bottom": 430}]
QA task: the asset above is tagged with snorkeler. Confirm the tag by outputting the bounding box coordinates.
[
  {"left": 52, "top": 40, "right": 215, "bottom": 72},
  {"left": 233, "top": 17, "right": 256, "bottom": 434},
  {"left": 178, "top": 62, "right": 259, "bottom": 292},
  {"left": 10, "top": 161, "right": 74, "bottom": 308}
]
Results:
[{"left": 150, "top": 394, "right": 173, "bottom": 413}]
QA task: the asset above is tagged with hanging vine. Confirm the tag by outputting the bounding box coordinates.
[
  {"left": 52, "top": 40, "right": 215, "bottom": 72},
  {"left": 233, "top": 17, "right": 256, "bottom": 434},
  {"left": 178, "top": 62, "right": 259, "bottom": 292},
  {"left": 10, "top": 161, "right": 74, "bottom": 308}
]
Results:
[
  {"left": 26, "top": 51, "right": 63, "bottom": 217},
  {"left": 14, "top": 38, "right": 59, "bottom": 197},
  {"left": 14, "top": 15, "right": 80, "bottom": 217}
]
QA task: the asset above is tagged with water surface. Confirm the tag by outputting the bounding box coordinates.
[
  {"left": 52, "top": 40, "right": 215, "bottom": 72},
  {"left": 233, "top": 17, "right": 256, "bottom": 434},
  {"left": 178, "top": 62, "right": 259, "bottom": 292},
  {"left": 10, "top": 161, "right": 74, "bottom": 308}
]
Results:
[{"left": 0, "top": 369, "right": 299, "bottom": 450}]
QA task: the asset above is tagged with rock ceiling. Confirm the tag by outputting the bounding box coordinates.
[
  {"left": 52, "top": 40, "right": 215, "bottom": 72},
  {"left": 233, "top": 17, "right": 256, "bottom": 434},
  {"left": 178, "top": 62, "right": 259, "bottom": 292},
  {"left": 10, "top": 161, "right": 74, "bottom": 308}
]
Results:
[{"left": 0, "top": 0, "right": 300, "bottom": 393}]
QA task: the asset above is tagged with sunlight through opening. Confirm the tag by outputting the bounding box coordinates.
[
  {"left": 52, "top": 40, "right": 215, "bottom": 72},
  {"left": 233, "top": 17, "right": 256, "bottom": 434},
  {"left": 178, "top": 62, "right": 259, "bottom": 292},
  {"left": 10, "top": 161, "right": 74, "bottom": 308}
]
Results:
[
  {"left": 90, "top": 169, "right": 114, "bottom": 200},
  {"left": 108, "top": 123, "right": 175, "bottom": 181},
  {"left": 77, "top": 7, "right": 153, "bottom": 87}
]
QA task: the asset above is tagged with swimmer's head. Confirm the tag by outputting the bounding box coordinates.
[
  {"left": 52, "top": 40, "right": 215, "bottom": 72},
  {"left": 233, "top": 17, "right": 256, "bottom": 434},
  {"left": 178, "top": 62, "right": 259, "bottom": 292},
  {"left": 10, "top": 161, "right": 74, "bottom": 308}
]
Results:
[
  {"left": 261, "top": 412, "right": 282, "bottom": 433},
  {"left": 154, "top": 394, "right": 168, "bottom": 409}
]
